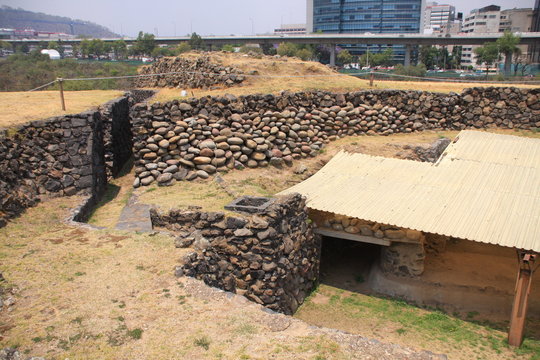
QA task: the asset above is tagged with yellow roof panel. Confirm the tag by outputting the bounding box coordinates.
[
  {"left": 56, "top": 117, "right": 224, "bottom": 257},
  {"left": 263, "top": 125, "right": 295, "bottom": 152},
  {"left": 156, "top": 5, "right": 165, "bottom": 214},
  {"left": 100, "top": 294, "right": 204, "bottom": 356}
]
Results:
[{"left": 279, "top": 130, "right": 540, "bottom": 252}]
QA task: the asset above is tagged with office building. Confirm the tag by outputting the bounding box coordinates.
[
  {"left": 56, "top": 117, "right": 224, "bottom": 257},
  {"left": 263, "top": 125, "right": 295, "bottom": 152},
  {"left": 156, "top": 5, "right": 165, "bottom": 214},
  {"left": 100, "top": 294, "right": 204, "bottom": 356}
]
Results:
[
  {"left": 423, "top": 2, "right": 456, "bottom": 32},
  {"left": 461, "top": 6, "right": 533, "bottom": 67},
  {"left": 531, "top": 0, "right": 540, "bottom": 62},
  {"left": 307, "top": 0, "right": 425, "bottom": 63},
  {"left": 274, "top": 24, "right": 307, "bottom": 35}
]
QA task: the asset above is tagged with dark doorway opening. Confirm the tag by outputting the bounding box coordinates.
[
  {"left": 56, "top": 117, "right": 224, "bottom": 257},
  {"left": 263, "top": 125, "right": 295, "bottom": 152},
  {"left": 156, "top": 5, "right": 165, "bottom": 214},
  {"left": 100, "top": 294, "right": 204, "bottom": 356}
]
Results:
[{"left": 319, "top": 235, "right": 383, "bottom": 293}]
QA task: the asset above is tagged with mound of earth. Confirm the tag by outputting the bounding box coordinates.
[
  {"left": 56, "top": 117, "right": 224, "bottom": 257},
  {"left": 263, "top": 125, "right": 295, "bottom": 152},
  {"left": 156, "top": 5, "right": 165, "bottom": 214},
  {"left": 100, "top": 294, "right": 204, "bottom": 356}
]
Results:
[{"left": 136, "top": 51, "right": 340, "bottom": 91}]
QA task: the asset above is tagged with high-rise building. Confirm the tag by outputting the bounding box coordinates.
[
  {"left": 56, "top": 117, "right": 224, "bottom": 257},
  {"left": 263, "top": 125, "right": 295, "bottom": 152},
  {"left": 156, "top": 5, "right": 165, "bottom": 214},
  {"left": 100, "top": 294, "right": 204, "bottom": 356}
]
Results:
[
  {"left": 531, "top": 0, "right": 540, "bottom": 62},
  {"left": 306, "top": 0, "right": 425, "bottom": 63},
  {"left": 423, "top": 2, "right": 456, "bottom": 32}
]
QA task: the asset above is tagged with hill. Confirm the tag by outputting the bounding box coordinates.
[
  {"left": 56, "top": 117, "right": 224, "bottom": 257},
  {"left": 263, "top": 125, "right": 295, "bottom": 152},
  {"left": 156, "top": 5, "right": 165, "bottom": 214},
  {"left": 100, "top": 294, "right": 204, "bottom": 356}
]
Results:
[{"left": 0, "top": 6, "right": 118, "bottom": 38}]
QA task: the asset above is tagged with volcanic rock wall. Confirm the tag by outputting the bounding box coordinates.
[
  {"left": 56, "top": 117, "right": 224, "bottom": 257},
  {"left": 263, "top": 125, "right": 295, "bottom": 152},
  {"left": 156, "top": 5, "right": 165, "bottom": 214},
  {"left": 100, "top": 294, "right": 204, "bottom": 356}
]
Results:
[
  {"left": 0, "top": 112, "right": 106, "bottom": 227},
  {"left": 151, "top": 193, "right": 321, "bottom": 315},
  {"left": 136, "top": 55, "right": 245, "bottom": 89},
  {"left": 101, "top": 96, "right": 133, "bottom": 178},
  {"left": 131, "top": 87, "right": 539, "bottom": 187}
]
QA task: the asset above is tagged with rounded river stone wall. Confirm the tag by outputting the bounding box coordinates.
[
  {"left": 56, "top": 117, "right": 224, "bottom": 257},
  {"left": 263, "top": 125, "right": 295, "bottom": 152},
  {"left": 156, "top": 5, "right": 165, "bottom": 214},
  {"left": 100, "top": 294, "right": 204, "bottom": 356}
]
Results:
[{"left": 131, "top": 87, "right": 539, "bottom": 187}]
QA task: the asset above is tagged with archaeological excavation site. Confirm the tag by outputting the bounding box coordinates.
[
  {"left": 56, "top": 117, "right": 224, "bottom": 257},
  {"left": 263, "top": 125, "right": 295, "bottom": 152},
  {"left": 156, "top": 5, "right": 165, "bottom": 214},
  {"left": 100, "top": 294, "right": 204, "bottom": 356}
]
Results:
[{"left": 1, "top": 53, "right": 540, "bottom": 360}]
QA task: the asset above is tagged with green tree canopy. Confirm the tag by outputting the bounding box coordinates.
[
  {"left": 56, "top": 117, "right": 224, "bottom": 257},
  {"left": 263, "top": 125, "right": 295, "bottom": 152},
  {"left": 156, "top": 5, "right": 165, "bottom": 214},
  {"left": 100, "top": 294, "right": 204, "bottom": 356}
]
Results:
[
  {"left": 474, "top": 42, "right": 499, "bottom": 79},
  {"left": 277, "top": 42, "right": 298, "bottom": 57},
  {"left": 337, "top": 49, "right": 353, "bottom": 65},
  {"left": 496, "top": 31, "right": 521, "bottom": 76},
  {"left": 111, "top": 40, "right": 127, "bottom": 59},
  {"left": 188, "top": 33, "right": 204, "bottom": 50},
  {"left": 132, "top": 32, "right": 156, "bottom": 56}
]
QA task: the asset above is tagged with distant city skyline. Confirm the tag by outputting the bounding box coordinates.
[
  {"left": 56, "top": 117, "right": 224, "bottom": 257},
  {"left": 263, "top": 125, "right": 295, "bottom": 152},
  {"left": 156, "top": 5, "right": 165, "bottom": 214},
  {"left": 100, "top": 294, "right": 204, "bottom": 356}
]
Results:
[{"left": 0, "top": 0, "right": 536, "bottom": 37}]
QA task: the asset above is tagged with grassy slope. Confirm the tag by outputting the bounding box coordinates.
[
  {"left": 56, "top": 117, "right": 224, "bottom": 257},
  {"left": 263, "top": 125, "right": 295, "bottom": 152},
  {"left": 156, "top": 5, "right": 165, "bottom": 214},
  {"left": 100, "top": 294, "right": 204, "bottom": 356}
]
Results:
[{"left": 296, "top": 284, "right": 540, "bottom": 360}]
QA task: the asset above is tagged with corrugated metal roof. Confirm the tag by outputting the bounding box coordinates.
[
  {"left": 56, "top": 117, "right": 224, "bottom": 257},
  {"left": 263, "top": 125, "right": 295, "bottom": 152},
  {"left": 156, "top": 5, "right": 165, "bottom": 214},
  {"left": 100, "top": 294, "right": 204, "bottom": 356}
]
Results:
[{"left": 279, "top": 130, "right": 540, "bottom": 252}]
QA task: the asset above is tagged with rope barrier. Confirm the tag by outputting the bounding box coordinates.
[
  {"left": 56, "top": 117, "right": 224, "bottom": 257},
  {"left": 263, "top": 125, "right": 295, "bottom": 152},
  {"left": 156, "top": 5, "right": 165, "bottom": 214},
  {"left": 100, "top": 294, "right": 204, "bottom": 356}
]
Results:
[
  {"left": 27, "top": 79, "right": 58, "bottom": 92},
  {"left": 27, "top": 68, "right": 540, "bottom": 92}
]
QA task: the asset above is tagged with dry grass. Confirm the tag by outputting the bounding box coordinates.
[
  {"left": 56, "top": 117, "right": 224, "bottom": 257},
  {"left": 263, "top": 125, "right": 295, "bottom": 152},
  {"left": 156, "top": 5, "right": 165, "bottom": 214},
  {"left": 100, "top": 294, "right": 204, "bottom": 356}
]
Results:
[
  {"left": 0, "top": 90, "right": 123, "bottom": 129},
  {"left": 151, "top": 52, "right": 539, "bottom": 103},
  {"left": 0, "top": 196, "right": 350, "bottom": 359}
]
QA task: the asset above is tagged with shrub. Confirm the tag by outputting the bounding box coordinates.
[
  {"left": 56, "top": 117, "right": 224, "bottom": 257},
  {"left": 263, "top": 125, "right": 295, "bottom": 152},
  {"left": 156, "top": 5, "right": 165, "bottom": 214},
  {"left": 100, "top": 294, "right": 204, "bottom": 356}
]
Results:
[{"left": 394, "top": 64, "right": 427, "bottom": 78}]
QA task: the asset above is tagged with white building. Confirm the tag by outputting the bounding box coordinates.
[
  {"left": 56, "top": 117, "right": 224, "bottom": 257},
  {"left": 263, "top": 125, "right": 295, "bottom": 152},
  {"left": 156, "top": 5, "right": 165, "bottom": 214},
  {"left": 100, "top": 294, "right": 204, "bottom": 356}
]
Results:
[
  {"left": 423, "top": 2, "right": 456, "bottom": 32},
  {"left": 461, "top": 5, "right": 501, "bottom": 67},
  {"left": 274, "top": 24, "right": 306, "bottom": 35},
  {"left": 461, "top": 5, "right": 534, "bottom": 68}
]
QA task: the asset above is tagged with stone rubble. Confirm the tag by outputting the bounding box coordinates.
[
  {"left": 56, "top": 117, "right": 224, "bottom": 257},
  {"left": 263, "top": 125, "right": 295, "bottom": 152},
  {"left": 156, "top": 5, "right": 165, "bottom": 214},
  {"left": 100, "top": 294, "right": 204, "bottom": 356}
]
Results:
[{"left": 135, "top": 55, "right": 245, "bottom": 89}]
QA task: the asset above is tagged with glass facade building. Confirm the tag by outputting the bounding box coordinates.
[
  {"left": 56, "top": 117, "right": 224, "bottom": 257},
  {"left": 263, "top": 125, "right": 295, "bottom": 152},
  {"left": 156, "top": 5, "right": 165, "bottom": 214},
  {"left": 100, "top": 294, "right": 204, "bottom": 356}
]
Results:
[{"left": 309, "top": 0, "right": 424, "bottom": 62}]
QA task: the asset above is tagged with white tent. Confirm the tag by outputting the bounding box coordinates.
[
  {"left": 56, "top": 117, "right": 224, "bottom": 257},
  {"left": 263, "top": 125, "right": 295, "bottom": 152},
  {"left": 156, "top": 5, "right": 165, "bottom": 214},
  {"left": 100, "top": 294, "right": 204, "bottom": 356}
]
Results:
[{"left": 40, "top": 49, "right": 61, "bottom": 60}]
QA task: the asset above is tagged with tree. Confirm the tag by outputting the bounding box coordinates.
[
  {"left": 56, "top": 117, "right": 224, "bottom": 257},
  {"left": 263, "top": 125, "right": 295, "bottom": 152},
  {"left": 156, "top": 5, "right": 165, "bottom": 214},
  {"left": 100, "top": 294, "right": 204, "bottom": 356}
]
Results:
[
  {"left": 175, "top": 42, "right": 192, "bottom": 54},
  {"left": 133, "top": 31, "right": 156, "bottom": 56},
  {"left": 359, "top": 48, "right": 393, "bottom": 67},
  {"left": 337, "top": 49, "right": 353, "bottom": 65},
  {"left": 277, "top": 42, "right": 298, "bottom": 57},
  {"left": 260, "top": 43, "right": 276, "bottom": 55},
  {"left": 0, "top": 41, "right": 12, "bottom": 50},
  {"left": 111, "top": 40, "right": 128, "bottom": 59},
  {"left": 474, "top": 42, "right": 499, "bottom": 80},
  {"left": 188, "top": 32, "right": 204, "bottom": 50},
  {"left": 80, "top": 39, "right": 92, "bottom": 58},
  {"left": 496, "top": 31, "right": 521, "bottom": 77},
  {"left": 221, "top": 44, "right": 234, "bottom": 52},
  {"left": 296, "top": 48, "right": 313, "bottom": 61},
  {"left": 419, "top": 45, "right": 440, "bottom": 69}
]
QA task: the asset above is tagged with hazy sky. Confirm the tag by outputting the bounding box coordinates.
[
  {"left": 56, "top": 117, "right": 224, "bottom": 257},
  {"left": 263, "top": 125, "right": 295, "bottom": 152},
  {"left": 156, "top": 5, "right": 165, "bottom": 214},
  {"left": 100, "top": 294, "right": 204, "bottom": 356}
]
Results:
[{"left": 1, "top": 0, "right": 536, "bottom": 37}]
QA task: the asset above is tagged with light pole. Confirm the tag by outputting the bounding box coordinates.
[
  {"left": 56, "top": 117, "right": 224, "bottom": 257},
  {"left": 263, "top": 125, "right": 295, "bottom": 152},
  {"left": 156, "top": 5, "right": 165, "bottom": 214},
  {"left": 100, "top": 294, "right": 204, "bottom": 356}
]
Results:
[{"left": 249, "top": 18, "right": 254, "bottom": 35}]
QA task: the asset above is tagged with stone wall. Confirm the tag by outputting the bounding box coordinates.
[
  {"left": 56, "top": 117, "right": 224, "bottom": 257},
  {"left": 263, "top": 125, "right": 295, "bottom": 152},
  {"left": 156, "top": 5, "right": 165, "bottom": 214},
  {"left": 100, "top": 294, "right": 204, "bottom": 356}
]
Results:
[
  {"left": 0, "top": 112, "right": 106, "bottom": 227},
  {"left": 101, "top": 96, "right": 133, "bottom": 178},
  {"left": 131, "top": 87, "right": 539, "bottom": 187},
  {"left": 136, "top": 55, "right": 245, "bottom": 89},
  {"left": 151, "top": 194, "right": 321, "bottom": 315}
]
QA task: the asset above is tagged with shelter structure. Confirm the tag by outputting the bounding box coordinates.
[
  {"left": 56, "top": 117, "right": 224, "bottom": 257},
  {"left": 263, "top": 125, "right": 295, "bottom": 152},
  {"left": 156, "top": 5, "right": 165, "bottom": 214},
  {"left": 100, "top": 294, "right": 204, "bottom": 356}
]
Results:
[{"left": 279, "top": 130, "right": 540, "bottom": 346}]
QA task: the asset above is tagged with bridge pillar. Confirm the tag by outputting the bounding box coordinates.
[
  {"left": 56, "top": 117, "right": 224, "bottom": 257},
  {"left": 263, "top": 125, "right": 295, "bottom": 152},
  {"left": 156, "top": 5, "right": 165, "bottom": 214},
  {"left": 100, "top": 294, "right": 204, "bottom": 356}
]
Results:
[
  {"left": 404, "top": 45, "right": 412, "bottom": 67},
  {"left": 329, "top": 45, "right": 336, "bottom": 67}
]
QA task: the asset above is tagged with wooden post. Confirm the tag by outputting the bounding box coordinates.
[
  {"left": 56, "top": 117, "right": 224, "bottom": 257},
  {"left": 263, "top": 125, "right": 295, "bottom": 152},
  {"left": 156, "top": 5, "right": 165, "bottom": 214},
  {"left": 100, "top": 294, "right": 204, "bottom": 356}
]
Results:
[
  {"left": 508, "top": 251, "right": 537, "bottom": 347},
  {"left": 369, "top": 71, "right": 374, "bottom": 87},
  {"left": 57, "top": 78, "right": 66, "bottom": 111}
]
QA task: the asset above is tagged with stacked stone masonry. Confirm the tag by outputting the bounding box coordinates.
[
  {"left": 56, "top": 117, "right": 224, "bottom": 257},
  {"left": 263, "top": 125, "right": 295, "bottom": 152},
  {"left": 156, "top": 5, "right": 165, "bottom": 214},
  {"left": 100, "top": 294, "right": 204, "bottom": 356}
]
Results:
[
  {"left": 131, "top": 87, "right": 540, "bottom": 187},
  {"left": 0, "top": 112, "right": 106, "bottom": 227},
  {"left": 136, "top": 55, "right": 245, "bottom": 89},
  {"left": 151, "top": 194, "right": 321, "bottom": 315}
]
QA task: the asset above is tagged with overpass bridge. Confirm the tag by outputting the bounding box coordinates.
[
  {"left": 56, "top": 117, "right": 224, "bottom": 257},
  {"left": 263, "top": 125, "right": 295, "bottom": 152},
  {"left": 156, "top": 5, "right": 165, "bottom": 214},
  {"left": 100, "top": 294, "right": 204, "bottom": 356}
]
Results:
[{"left": 9, "top": 32, "right": 540, "bottom": 66}]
